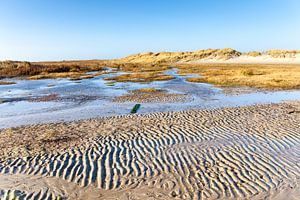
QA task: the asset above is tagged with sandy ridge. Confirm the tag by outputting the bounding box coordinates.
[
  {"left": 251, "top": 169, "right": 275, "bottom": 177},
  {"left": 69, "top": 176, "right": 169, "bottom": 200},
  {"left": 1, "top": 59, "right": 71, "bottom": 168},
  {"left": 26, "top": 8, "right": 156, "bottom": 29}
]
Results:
[{"left": 118, "top": 48, "right": 300, "bottom": 64}]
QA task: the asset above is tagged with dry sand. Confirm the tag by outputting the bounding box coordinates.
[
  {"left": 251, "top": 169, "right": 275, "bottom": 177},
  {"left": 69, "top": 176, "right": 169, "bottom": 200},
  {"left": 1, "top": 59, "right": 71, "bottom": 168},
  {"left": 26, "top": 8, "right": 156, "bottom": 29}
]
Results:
[
  {"left": 0, "top": 102, "right": 300, "bottom": 199},
  {"left": 187, "top": 55, "right": 300, "bottom": 64},
  {"left": 118, "top": 48, "right": 300, "bottom": 64}
]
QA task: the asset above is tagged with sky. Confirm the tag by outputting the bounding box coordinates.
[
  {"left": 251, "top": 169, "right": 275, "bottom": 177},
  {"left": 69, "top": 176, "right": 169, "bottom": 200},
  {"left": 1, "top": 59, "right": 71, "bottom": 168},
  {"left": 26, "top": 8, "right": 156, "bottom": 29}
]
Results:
[{"left": 0, "top": 0, "right": 300, "bottom": 61}]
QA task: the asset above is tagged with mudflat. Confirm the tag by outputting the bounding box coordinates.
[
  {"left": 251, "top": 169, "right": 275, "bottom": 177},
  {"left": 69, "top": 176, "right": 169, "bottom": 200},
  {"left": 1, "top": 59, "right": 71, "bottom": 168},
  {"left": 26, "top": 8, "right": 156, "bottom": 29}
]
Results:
[{"left": 0, "top": 101, "right": 299, "bottom": 199}]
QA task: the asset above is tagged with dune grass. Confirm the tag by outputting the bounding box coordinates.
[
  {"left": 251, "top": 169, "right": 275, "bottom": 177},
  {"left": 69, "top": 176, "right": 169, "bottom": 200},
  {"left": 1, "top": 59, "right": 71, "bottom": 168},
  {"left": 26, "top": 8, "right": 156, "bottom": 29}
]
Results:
[
  {"left": 118, "top": 48, "right": 242, "bottom": 63},
  {"left": 118, "top": 48, "right": 300, "bottom": 63},
  {"left": 266, "top": 50, "right": 300, "bottom": 58},
  {"left": 243, "top": 51, "right": 262, "bottom": 57},
  {"left": 177, "top": 63, "right": 300, "bottom": 89}
]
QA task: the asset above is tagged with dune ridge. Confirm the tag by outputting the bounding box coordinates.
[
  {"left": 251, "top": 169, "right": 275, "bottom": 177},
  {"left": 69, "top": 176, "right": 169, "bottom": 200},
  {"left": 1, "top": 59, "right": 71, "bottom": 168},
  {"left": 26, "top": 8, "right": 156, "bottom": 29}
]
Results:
[
  {"left": 118, "top": 48, "right": 300, "bottom": 64},
  {"left": 0, "top": 102, "right": 300, "bottom": 199}
]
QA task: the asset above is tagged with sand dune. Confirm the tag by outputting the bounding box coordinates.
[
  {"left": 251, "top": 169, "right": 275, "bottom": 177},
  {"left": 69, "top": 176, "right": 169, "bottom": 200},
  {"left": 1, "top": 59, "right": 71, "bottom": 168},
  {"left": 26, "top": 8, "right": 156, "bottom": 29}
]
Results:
[
  {"left": 0, "top": 102, "right": 300, "bottom": 199},
  {"left": 187, "top": 54, "right": 300, "bottom": 64},
  {"left": 118, "top": 48, "right": 300, "bottom": 64}
]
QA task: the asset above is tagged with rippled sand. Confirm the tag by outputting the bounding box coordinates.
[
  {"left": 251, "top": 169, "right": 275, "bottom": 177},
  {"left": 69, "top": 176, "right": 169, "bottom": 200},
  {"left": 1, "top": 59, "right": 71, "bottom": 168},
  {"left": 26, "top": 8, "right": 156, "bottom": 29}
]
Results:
[{"left": 0, "top": 102, "right": 300, "bottom": 200}]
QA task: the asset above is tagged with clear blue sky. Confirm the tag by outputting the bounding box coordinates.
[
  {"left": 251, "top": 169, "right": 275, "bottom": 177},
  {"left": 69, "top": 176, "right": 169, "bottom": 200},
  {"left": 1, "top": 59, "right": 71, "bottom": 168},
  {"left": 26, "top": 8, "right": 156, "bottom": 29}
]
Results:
[{"left": 0, "top": 0, "right": 299, "bottom": 61}]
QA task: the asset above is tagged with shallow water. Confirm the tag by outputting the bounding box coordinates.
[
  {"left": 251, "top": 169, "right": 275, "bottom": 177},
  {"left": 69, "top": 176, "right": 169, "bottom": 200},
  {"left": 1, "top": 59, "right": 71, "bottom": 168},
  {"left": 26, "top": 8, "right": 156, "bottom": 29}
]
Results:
[{"left": 1, "top": 68, "right": 300, "bottom": 128}]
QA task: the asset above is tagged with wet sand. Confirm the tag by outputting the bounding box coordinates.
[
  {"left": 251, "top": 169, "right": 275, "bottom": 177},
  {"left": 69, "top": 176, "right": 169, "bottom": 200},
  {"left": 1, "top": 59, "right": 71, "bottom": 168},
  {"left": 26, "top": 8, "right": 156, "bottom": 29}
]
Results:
[
  {"left": 113, "top": 89, "right": 191, "bottom": 103},
  {"left": 1, "top": 68, "right": 300, "bottom": 128},
  {"left": 0, "top": 102, "right": 300, "bottom": 199}
]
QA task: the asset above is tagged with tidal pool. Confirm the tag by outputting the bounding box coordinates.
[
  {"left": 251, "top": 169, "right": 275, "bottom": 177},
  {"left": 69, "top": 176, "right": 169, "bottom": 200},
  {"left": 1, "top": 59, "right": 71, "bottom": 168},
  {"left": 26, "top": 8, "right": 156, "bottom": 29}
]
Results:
[{"left": 1, "top": 69, "right": 300, "bottom": 128}]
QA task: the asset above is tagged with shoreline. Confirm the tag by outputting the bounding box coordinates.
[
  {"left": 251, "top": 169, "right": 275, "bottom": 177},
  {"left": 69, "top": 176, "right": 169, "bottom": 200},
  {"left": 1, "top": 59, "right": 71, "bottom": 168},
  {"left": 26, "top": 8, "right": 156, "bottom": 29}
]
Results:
[{"left": 0, "top": 93, "right": 295, "bottom": 128}]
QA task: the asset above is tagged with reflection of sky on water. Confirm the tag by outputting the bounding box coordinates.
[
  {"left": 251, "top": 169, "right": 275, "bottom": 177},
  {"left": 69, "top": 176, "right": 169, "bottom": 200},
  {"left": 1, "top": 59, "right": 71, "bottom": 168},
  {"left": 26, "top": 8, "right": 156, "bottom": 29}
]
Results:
[{"left": 1, "top": 69, "right": 300, "bottom": 128}]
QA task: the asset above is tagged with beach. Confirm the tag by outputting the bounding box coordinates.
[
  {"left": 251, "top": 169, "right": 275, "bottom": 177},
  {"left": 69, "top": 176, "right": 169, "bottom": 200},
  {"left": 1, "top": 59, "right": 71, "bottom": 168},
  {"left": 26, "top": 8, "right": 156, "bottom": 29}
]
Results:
[
  {"left": 1, "top": 0, "right": 300, "bottom": 199},
  {"left": 1, "top": 101, "right": 299, "bottom": 199},
  {"left": 1, "top": 57, "right": 300, "bottom": 200}
]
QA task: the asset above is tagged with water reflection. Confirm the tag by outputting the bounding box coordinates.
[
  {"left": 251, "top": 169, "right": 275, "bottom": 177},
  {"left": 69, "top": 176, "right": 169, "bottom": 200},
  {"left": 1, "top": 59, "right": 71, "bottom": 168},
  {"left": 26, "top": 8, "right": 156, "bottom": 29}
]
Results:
[{"left": 0, "top": 68, "right": 300, "bottom": 128}]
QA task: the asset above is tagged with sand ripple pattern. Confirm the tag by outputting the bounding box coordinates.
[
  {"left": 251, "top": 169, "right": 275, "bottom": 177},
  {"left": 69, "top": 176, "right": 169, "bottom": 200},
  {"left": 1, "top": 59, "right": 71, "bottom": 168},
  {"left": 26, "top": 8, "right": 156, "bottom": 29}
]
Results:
[{"left": 1, "top": 103, "right": 300, "bottom": 199}]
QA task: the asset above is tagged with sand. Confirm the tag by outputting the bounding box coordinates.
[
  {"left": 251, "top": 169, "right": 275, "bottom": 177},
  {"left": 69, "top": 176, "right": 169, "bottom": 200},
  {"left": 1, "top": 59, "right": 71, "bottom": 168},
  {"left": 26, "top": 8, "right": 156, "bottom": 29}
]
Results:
[
  {"left": 118, "top": 48, "right": 300, "bottom": 64},
  {"left": 113, "top": 89, "right": 191, "bottom": 103},
  {"left": 0, "top": 102, "right": 300, "bottom": 199},
  {"left": 187, "top": 55, "right": 300, "bottom": 64}
]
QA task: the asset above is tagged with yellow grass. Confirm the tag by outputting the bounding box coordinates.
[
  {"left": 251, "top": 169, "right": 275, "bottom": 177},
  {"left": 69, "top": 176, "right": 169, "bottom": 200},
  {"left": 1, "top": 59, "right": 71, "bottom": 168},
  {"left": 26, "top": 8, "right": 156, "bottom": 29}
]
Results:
[
  {"left": 243, "top": 51, "right": 262, "bottom": 57},
  {"left": 266, "top": 50, "right": 300, "bottom": 58},
  {"left": 134, "top": 88, "right": 162, "bottom": 93},
  {"left": 104, "top": 72, "right": 174, "bottom": 82},
  {"left": 177, "top": 63, "right": 300, "bottom": 89},
  {"left": 0, "top": 60, "right": 109, "bottom": 79},
  {"left": 0, "top": 81, "right": 16, "bottom": 85},
  {"left": 28, "top": 71, "right": 107, "bottom": 80},
  {"left": 117, "top": 49, "right": 300, "bottom": 64},
  {"left": 1, "top": 49, "right": 300, "bottom": 89},
  {"left": 105, "top": 62, "right": 170, "bottom": 72},
  {"left": 118, "top": 48, "right": 241, "bottom": 63}
]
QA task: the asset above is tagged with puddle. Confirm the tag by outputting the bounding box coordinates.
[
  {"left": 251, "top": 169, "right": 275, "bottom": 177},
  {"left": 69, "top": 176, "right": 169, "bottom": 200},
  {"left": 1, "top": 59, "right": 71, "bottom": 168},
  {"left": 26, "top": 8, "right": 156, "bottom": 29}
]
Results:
[{"left": 0, "top": 68, "right": 300, "bottom": 128}]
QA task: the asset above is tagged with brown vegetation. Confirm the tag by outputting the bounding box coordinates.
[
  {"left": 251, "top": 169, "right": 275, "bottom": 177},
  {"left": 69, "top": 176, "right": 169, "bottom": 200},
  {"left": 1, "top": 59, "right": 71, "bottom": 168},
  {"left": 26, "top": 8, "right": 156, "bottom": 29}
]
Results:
[
  {"left": 266, "top": 50, "right": 300, "bottom": 58},
  {"left": 0, "top": 60, "right": 108, "bottom": 79},
  {"left": 106, "top": 62, "right": 171, "bottom": 72},
  {"left": 119, "top": 48, "right": 242, "bottom": 63},
  {"left": 104, "top": 72, "right": 174, "bottom": 82},
  {"left": 28, "top": 71, "right": 107, "bottom": 80},
  {"left": 1, "top": 48, "right": 300, "bottom": 90},
  {"left": 177, "top": 63, "right": 300, "bottom": 89},
  {"left": 0, "top": 81, "right": 16, "bottom": 85},
  {"left": 134, "top": 88, "right": 162, "bottom": 93},
  {"left": 117, "top": 48, "right": 300, "bottom": 64},
  {"left": 29, "top": 94, "right": 59, "bottom": 102},
  {"left": 243, "top": 51, "right": 262, "bottom": 57}
]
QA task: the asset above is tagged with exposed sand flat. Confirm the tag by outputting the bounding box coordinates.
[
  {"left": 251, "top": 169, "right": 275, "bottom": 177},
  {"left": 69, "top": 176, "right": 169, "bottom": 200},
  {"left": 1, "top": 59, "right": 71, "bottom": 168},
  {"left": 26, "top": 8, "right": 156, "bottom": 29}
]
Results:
[
  {"left": 113, "top": 89, "right": 191, "bottom": 103},
  {"left": 0, "top": 102, "right": 300, "bottom": 199}
]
